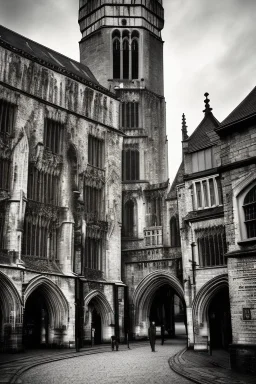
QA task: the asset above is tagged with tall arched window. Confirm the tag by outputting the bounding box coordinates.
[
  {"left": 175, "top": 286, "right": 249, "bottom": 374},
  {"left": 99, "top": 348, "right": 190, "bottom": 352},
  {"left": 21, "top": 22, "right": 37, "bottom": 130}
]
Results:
[
  {"left": 123, "top": 39, "right": 129, "bottom": 79},
  {"left": 243, "top": 185, "right": 256, "bottom": 238},
  {"left": 170, "top": 216, "right": 181, "bottom": 247},
  {"left": 112, "top": 29, "right": 139, "bottom": 80},
  {"left": 122, "top": 148, "right": 140, "bottom": 181},
  {"left": 123, "top": 199, "right": 137, "bottom": 238}
]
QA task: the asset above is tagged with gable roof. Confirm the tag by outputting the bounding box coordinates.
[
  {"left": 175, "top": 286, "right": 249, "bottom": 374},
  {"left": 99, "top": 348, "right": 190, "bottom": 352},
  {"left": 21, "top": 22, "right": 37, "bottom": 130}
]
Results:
[
  {"left": 167, "top": 161, "right": 184, "bottom": 200},
  {"left": 186, "top": 112, "right": 220, "bottom": 153},
  {"left": 217, "top": 86, "right": 256, "bottom": 131},
  {"left": 0, "top": 25, "right": 113, "bottom": 97}
]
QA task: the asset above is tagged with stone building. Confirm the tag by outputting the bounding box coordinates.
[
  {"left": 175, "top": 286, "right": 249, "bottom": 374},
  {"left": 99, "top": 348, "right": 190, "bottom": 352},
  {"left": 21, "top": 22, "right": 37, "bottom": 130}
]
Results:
[
  {"left": 0, "top": 23, "right": 124, "bottom": 350},
  {"left": 176, "top": 90, "right": 256, "bottom": 374},
  {"left": 78, "top": 0, "right": 185, "bottom": 339}
]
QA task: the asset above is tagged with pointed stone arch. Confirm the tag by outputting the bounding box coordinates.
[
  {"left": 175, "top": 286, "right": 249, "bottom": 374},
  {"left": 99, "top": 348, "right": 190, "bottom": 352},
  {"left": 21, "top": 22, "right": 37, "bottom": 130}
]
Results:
[
  {"left": 133, "top": 270, "right": 185, "bottom": 328},
  {"left": 84, "top": 290, "right": 114, "bottom": 326},
  {"left": 0, "top": 271, "right": 22, "bottom": 324},
  {"left": 192, "top": 274, "right": 229, "bottom": 326},
  {"left": 24, "top": 276, "right": 69, "bottom": 329}
]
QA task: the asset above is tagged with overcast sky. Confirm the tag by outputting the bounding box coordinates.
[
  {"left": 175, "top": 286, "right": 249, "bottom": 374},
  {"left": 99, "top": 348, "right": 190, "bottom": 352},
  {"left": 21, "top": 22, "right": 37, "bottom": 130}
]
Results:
[{"left": 1, "top": 0, "right": 256, "bottom": 181}]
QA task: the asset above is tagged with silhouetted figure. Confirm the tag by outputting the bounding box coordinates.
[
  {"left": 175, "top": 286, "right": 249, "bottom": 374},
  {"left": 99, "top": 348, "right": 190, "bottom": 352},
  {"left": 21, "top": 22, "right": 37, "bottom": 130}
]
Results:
[
  {"left": 161, "top": 325, "right": 165, "bottom": 345},
  {"left": 148, "top": 321, "right": 156, "bottom": 352},
  {"left": 111, "top": 335, "right": 119, "bottom": 351}
]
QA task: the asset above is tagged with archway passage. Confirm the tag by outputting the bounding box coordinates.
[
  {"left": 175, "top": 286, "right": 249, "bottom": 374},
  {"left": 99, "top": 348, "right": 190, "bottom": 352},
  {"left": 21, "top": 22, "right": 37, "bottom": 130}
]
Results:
[
  {"left": 149, "top": 284, "right": 185, "bottom": 338},
  {"left": 209, "top": 287, "right": 232, "bottom": 350},
  {"left": 91, "top": 306, "right": 102, "bottom": 345},
  {"left": 23, "top": 289, "right": 49, "bottom": 348}
]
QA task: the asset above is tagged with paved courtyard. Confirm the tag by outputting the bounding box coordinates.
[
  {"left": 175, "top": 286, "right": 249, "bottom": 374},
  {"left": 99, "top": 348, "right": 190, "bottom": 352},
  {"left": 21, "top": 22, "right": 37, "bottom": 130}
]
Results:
[{"left": 20, "top": 338, "right": 190, "bottom": 384}]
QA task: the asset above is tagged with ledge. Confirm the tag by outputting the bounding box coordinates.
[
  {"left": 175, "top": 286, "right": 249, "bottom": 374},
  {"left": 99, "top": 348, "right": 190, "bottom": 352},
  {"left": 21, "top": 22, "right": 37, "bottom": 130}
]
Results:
[{"left": 237, "top": 237, "right": 256, "bottom": 246}]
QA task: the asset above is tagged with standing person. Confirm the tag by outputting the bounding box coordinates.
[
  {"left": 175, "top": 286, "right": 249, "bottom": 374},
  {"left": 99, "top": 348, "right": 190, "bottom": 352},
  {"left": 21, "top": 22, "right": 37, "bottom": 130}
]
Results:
[
  {"left": 111, "top": 335, "right": 116, "bottom": 351},
  {"left": 161, "top": 325, "right": 165, "bottom": 345},
  {"left": 148, "top": 321, "right": 156, "bottom": 352}
]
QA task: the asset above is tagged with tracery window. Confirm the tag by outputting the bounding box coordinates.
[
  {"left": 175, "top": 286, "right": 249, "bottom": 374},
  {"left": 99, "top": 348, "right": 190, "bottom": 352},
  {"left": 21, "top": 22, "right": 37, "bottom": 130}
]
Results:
[
  {"left": 121, "top": 102, "right": 139, "bottom": 129},
  {"left": 44, "top": 118, "right": 64, "bottom": 155},
  {"left": 122, "top": 146, "right": 140, "bottom": 181},
  {"left": 170, "top": 216, "right": 181, "bottom": 247},
  {"left": 243, "top": 185, "right": 256, "bottom": 238},
  {"left": 0, "top": 159, "right": 11, "bottom": 191},
  {"left": 196, "top": 226, "right": 227, "bottom": 267},
  {"left": 192, "top": 175, "right": 223, "bottom": 210},
  {"left": 27, "top": 165, "right": 60, "bottom": 206},
  {"left": 88, "top": 134, "right": 104, "bottom": 169},
  {"left": 84, "top": 185, "right": 103, "bottom": 222},
  {"left": 22, "top": 217, "right": 58, "bottom": 259},
  {"left": 112, "top": 29, "right": 139, "bottom": 80},
  {"left": 0, "top": 206, "right": 5, "bottom": 249},
  {"left": 84, "top": 236, "right": 102, "bottom": 271}
]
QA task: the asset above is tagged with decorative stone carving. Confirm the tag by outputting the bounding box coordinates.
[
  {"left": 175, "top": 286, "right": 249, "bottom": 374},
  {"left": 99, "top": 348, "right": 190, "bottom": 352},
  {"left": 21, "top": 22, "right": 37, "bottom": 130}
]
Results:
[{"left": 30, "top": 144, "right": 63, "bottom": 175}]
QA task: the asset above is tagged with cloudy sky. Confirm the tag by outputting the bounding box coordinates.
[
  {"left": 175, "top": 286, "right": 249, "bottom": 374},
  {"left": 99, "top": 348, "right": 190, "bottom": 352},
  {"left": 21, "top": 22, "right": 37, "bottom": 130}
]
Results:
[{"left": 1, "top": 0, "right": 256, "bottom": 181}]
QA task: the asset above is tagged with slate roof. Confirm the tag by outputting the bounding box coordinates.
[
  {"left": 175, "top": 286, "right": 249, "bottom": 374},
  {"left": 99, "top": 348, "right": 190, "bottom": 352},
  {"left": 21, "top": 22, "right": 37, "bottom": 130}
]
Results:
[
  {"left": 186, "top": 112, "right": 220, "bottom": 153},
  {"left": 0, "top": 25, "right": 112, "bottom": 96},
  {"left": 167, "top": 161, "right": 184, "bottom": 200},
  {"left": 218, "top": 86, "right": 256, "bottom": 129}
]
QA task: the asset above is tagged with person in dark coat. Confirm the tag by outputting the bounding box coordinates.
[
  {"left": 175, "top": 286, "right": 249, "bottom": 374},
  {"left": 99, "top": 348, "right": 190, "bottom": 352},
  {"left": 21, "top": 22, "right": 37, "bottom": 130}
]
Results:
[
  {"left": 161, "top": 325, "right": 165, "bottom": 345},
  {"left": 148, "top": 321, "right": 156, "bottom": 352}
]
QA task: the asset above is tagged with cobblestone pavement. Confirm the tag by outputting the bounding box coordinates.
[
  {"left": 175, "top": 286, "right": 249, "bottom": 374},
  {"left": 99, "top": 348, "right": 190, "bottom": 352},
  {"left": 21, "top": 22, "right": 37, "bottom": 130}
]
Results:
[{"left": 20, "top": 339, "right": 190, "bottom": 384}]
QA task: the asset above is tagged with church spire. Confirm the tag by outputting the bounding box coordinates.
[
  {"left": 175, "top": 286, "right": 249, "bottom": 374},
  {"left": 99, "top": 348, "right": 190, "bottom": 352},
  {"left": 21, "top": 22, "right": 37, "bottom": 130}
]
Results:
[
  {"left": 182, "top": 113, "right": 189, "bottom": 141},
  {"left": 203, "top": 92, "right": 213, "bottom": 114}
]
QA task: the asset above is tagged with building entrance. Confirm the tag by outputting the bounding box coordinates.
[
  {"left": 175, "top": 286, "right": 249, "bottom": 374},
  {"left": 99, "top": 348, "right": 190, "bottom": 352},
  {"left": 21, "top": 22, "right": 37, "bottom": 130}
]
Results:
[
  {"left": 209, "top": 287, "right": 232, "bottom": 349},
  {"left": 91, "top": 307, "right": 102, "bottom": 344},
  {"left": 23, "top": 290, "right": 49, "bottom": 348},
  {"left": 149, "top": 284, "right": 185, "bottom": 337}
]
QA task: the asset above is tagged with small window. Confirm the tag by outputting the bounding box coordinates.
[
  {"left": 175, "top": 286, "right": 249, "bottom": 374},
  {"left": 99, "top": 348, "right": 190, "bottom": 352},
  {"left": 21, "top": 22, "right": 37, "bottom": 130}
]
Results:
[
  {"left": 0, "top": 99, "right": 16, "bottom": 138},
  {"left": 191, "top": 148, "right": 215, "bottom": 173},
  {"left": 170, "top": 216, "right": 181, "bottom": 247},
  {"left": 123, "top": 200, "right": 135, "bottom": 237},
  {"left": 243, "top": 185, "right": 256, "bottom": 238},
  {"left": 193, "top": 176, "right": 222, "bottom": 210}
]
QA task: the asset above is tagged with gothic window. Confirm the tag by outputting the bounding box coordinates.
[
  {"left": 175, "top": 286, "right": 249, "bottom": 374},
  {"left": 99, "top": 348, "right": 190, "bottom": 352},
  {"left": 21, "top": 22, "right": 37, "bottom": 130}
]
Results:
[
  {"left": 121, "top": 102, "right": 139, "bottom": 129},
  {"left": 44, "top": 118, "right": 64, "bottom": 155},
  {"left": 0, "top": 159, "right": 11, "bottom": 191},
  {"left": 123, "top": 200, "right": 135, "bottom": 237},
  {"left": 170, "top": 216, "right": 180, "bottom": 247},
  {"left": 84, "top": 184, "right": 103, "bottom": 222},
  {"left": 122, "top": 148, "right": 140, "bottom": 181},
  {"left": 112, "top": 29, "right": 140, "bottom": 80},
  {"left": 123, "top": 39, "right": 130, "bottom": 80},
  {"left": 243, "top": 185, "right": 256, "bottom": 238},
  {"left": 192, "top": 175, "right": 223, "bottom": 210},
  {"left": 22, "top": 217, "right": 58, "bottom": 259},
  {"left": 88, "top": 135, "right": 104, "bottom": 169},
  {"left": 113, "top": 31, "right": 121, "bottom": 79},
  {"left": 27, "top": 165, "right": 60, "bottom": 206},
  {"left": 196, "top": 226, "right": 227, "bottom": 267},
  {"left": 84, "top": 237, "right": 102, "bottom": 271},
  {"left": 0, "top": 99, "right": 16, "bottom": 140}
]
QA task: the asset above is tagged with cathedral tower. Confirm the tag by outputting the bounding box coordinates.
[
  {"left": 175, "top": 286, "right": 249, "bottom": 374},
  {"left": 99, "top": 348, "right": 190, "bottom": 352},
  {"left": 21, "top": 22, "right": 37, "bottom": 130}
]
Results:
[{"left": 79, "top": 1, "right": 172, "bottom": 338}]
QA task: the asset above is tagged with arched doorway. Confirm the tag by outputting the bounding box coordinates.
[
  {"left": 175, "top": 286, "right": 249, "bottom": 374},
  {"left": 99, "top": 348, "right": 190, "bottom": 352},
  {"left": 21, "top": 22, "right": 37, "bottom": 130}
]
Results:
[
  {"left": 149, "top": 284, "right": 185, "bottom": 338},
  {"left": 83, "top": 290, "right": 114, "bottom": 345},
  {"left": 209, "top": 287, "right": 232, "bottom": 350},
  {"left": 23, "top": 277, "right": 69, "bottom": 349},
  {"left": 133, "top": 271, "right": 186, "bottom": 338},
  {"left": 0, "top": 271, "right": 22, "bottom": 351},
  {"left": 23, "top": 289, "right": 49, "bottom": 348}
]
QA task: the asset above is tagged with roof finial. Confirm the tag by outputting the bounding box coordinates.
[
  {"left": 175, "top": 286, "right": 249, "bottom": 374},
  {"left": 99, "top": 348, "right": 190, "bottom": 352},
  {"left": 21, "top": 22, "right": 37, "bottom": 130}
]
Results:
[
  {"left": 182, "top": 113, "right": 188, "bottom": 141},
  {"left": 203, "top": 92, "right": 213, "bottom": 114}
]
